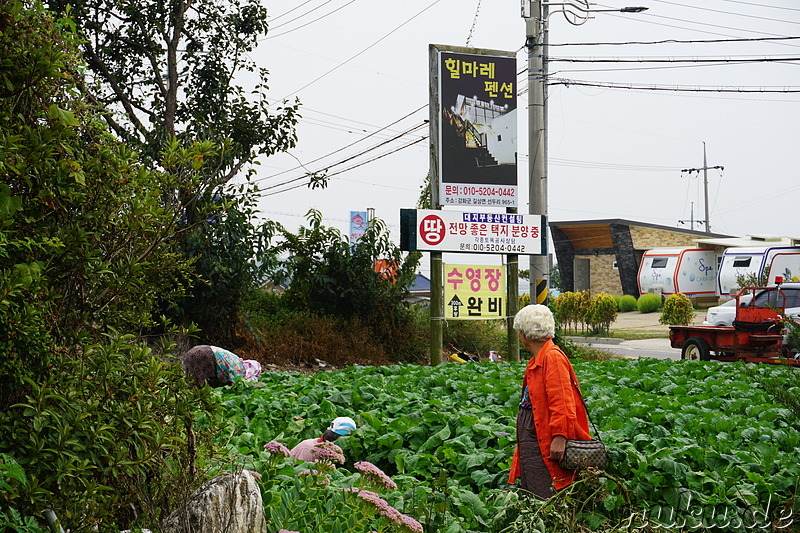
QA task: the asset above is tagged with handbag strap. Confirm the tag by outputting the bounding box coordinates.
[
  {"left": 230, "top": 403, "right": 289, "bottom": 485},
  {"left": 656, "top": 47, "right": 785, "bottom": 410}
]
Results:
[{"left": 571, "top": 378, "right": 603, "bottom": 443}]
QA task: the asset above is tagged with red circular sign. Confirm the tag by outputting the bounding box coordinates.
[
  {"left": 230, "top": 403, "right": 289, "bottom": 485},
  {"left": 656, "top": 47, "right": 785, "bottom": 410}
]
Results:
[{"left": 419, "top": 214, "right": 446, "bottom": 246}]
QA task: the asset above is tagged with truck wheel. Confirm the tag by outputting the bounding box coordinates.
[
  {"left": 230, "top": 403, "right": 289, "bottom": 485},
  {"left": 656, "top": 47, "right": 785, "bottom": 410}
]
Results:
[{"left": 681, "top": 337, "right": 711, "bottom": 361}]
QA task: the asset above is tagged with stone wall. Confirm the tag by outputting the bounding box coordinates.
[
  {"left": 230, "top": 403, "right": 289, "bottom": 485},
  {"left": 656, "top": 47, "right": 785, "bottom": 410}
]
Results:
[
  {"left": 574, "top": 253, "right": 621, "bottom": 295},
  {"left": 630, "top": 226, "right": 699, "bottom": 249}
]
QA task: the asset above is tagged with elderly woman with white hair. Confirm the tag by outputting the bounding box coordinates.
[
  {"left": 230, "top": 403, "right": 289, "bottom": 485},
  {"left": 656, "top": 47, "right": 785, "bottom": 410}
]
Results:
[{"left": 508, "top": 304, "right": 591, "bottom": 498}]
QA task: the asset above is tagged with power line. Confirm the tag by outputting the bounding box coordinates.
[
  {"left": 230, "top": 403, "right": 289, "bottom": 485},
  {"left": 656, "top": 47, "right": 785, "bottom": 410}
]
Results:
[
  {"left": 720, "top": 0, "right": 800, "bottom": 13},
  {"left": 548, "top": 36, "right": 800, "bottom": 47},
  {"left": 548, "top": 77, "right": 800, "bottom": 93},
  {"left": 257, "top": 121, "right": 427, "bottom": 190},
  {"left": 650, "top": 0, "right": 800, "bottom": 26},
  {"left": 548, "top": 55, "right": 800, "bottom": 63},
  {"left": 268, "top": 0, "right": 316, "bottom": 23},
  {"left": 273, "top": 0, "right": 443, "bottom": 102},
  {"left": 261, "top": 136, "right": 426, "bottom": 197},
  {"left": 255, "top": 106, "right": 426, "bottom": 183},
  {"left": 265, "top": 0, "right": 359, "bottom": 39}
]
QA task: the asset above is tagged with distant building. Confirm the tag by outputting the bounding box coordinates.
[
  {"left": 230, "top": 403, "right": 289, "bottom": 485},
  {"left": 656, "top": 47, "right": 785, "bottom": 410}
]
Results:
[{"left": 550, "top": 219, "right": 730, "bottom": 297}]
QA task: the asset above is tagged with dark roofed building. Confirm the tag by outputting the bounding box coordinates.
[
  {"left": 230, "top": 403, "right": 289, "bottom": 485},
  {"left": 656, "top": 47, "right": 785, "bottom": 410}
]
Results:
[{"left": 550, "top": 219, "right": 730, "bottom": 297}]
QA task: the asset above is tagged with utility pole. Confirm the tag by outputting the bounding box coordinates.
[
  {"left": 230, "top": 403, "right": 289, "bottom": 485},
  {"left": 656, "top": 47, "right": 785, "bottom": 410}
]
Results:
[
  {"left": 522, "top": 1, "right": 647, "bottom": 302},
  {"left": 524, "top": 0, "right": 549, "bottom": 305},
  {"left": 681, "top": 142, "right": 723, "bottom": 233}
]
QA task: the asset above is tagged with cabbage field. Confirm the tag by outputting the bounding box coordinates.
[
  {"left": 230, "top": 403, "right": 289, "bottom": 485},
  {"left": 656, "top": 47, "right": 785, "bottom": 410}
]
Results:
[{"left": 210, "top": 358, "right": 800, "bottom": 532}]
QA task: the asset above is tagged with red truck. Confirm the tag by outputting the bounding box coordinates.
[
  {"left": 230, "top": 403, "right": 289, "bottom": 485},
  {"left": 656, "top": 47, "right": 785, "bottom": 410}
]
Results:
[{"left": 669, "top": 281, "right": 800, "bottom": 366}]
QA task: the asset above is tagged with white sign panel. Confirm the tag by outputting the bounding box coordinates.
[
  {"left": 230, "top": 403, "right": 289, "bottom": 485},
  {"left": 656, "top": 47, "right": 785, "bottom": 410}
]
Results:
[{"left": 410, "top": 209, "right": 545, "bottom": 255}]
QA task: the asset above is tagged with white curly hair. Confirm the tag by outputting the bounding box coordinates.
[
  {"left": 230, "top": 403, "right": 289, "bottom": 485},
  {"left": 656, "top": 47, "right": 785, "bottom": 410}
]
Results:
[{"left": 513, "top": 304, "right": 555, "bottom": 341}]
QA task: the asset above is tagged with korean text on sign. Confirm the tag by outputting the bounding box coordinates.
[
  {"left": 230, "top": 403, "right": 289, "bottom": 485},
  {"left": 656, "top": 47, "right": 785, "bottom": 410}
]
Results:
[{"left": 443, "top": 264, "right": 506, "bottom": 320}]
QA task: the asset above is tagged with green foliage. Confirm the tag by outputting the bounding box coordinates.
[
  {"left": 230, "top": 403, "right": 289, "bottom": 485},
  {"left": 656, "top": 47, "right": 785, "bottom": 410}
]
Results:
[
  {"left": 45, "top": 0, "right": 299, "bottom": 183},
  {"left": 519, "top": 292, "right": 531, "bottom": 308},
  {"left": 659, "top": 293, "right": 695, "bottom": 326},
  {"left": 444, "top": 319, "right": 508, "bottom": 360},
  {"left": 0, "top": 333, "right": 222, "bottom": 530},
  {"left": 212, "top": 359, "right": 800, "bottom": 532},
  {"left": 254, "top": 450, "right": 424, "bottom": 533},
  {"left": 267, "top": 210, "right": 423, "bottom": 362},
  {"left": 0, "top": 1, "right": 196, "bottom": 399},
  {"left": 0, "top": 454, "right": 44, "bottom": 532},
  {"left": 618, "top": 294, "right": 638, "bottom": 312},
  {"left": 551, "top": 291, "right": 591, "bottom": 332},
  {"left": 169, "top": 183, "right": 279, "bottom": 345},
  {"left": 637, "top": 293, "right": 662, "bottom": 313},
  {"left": 735, "top": 268, "right": 768, "bottom": 291},
  {"left": 585, "top": 293, "right": 618, "bottom": 334}
]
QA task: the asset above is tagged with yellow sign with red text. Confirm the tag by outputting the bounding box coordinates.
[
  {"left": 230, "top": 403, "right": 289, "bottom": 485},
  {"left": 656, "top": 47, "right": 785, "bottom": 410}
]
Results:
[{"left": 443, "top": 264, "right": 506, "bottom": 320}]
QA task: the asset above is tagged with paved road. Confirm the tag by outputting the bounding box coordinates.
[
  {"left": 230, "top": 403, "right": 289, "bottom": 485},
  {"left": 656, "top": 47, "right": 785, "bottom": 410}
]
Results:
[
  {"left": 566, "top": 310, "right": 709, "bottom": 361},
  {"left": 572, "top": 337, "right": 682, "bottom": 361}
]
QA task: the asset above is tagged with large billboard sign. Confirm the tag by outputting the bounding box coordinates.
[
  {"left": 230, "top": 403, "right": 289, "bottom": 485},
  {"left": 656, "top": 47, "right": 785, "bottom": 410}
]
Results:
[
  {"left": 432, "top": 46, "right": 518, "bottom": 207},
  {"left": 443, "top": 264, "right": 506, "bottom": 320},
  {"left": 400, "top": 209, "right": 546, "bottom": 255}
]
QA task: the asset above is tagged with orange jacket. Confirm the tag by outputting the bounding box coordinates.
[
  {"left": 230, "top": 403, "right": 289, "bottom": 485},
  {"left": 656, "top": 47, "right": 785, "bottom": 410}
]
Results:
[{"left": 508, "top": 339, "right": 591, "bottom": 490}]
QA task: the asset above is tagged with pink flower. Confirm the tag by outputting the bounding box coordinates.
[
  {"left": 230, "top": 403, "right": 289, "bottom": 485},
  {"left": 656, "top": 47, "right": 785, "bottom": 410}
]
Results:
[
  {"left": 354, "top": 461, "right": 398, "bottom": 491},
  {"left": 246, "top": 469, "right": 262, "bottom": 481},
  {"left": 356, "top": 490, "right": 403, "bottom": 523},
  {"left": 264, "top": 440, "right": 291, "bottom": 457},
  {"left": 310, "top": 441, "right": 345, "bottom": 465},
  {"left": 399, "top": 514, "right": 424, "bottom": 532},
  {"left": 278, "top": 530, "right": 299, "bottom": 533}
]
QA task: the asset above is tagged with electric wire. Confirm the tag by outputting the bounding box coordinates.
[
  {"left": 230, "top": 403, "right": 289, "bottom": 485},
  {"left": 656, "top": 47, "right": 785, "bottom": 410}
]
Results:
[
  {"left": 255, "top": 105, "right": 426, "bottom": 183},
  {"left": 650, "top": 0, "right": 800, "bottom": 26},
  {"left": 256, "top": 122, "right": 428, "bottom": 190},
  {"left": 547, "top": 77, "right": 800, "bottom": 93},
  {"left": 261, "top": 136, "right": 427, "bottom": 197},
  {"left": 720, "top": 0, "right": 800, "bottom": 13},
  {"left": 273, "top": 0, "right": 443, "bottom": 102},
  {"left": 268, "top": 0, "right": 319, "bottom": 23},
  {"left": 265, "top": 0, "right": 359, "bottom": 39},
  {"left": 547, "top": 36, "right": 800, "bottom": 47}
]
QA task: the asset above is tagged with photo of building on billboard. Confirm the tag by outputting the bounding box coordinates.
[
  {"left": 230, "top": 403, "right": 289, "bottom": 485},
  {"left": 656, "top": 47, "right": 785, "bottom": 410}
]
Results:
[{"left": 438, "top": 50, "right": 517, "bottom": 207}]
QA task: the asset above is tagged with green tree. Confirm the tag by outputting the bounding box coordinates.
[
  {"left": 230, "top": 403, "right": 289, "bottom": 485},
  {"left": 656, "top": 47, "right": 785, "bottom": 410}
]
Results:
[
  {"left": 44, "top": 0, "right": 299, "bottom": 187},
  {"left": 270, "top": 210, "right": 422, "bottom": 361},
  {"left": 1, "top": 5, "right": 220, "bottom": 529}
]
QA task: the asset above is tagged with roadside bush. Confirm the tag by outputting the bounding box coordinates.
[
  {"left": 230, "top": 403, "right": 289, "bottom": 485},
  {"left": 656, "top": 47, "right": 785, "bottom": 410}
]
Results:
[
  {"left": 618, "top": 294, "right": 638, "bottom": 312},
  {"left": 659, "top": 293, "right": 695, "bottom": 325},
  {"left": 637, "top": 293, "right": 662, "bottom": 313},
  {"left": 0, "top": 334, "right": 222, "bottom": 531},
  {"left": 585, "top": 293, "right": 618, "bottom": 334},
  {"left": 444, "top": 318, "right": 507, "bottom": 360},
  {"left": 551, "top": 291, "right": 590, "bottom": 332},
  {"left": 519, "top": 292, "right": 531, "bottom": 308}
]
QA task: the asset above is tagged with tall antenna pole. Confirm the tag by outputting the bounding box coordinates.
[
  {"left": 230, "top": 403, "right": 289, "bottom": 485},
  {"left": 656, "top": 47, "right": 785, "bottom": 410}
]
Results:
[{"left": 681, "top": 142, "right": 723, "bottom": 233}]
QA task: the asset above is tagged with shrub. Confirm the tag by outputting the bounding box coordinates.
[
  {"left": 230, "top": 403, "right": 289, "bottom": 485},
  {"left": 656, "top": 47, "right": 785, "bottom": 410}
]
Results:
[
  {"left": 618, "top": 294, "right": 638, "bottom": 312},
  {"left": 637, "top": 293, "right": 662, "bottom": 313},
  {"left": 0, "top": 334, "right": 222, "bottom": 530},
  {"left": 444, "top": 318, "right": 507, "bottom": 360},
  {"left": 551, "top": 291, "right": 590, "bottom": 332},
  {"left": 585, "top": 293, "right": 618, "bottom": 334},
  {"left": 659, "top": 293, "right": 695, "bottom": 325}
]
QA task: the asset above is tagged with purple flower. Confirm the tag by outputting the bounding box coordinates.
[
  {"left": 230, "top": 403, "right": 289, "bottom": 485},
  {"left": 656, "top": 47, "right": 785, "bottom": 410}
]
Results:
[
  {"left": 354, "top": 461, "right": 398, "bottom": 491},
  {"left": 264, "top": 440, "right": 291, "bottom": 457},
  {"left": 246, "top": 469, "right": 262, "bottom": 481},
  {"left": 310, "top": 441, "right": 345, "bottom": 465},
  {"left": 399, "top": 514, "right": 424, "bottom": 533},
  {"left": 356, "top": 490, "right": 403, "bottom": 523}
]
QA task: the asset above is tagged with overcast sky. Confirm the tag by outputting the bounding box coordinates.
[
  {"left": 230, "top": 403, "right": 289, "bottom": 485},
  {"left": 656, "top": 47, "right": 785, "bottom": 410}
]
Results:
[{"left": 243, "top": 0, "right": 800, "bottom": 278}]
